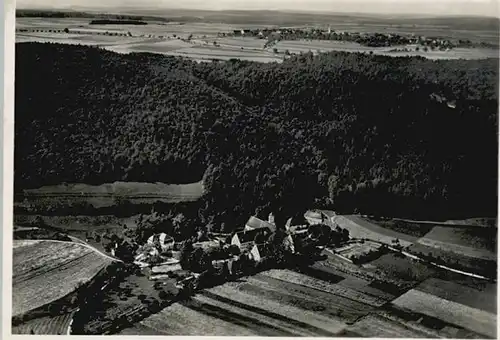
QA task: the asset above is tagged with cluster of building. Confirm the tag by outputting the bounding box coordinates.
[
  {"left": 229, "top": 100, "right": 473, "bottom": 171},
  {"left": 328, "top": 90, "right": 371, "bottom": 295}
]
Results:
[
  {"left": 227, "top": 27, "right": 461, "bottom": 51},
  {"left": 131, "top": 211, "right": 327, "bottom": 286}
]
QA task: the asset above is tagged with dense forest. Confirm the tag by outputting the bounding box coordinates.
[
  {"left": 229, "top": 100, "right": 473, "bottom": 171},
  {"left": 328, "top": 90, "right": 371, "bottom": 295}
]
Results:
[
  {"left": 15, "top": 43, "right": 498, "bottom": 229},
  {"left": 15, "top": 9, "right": 167, "bottom": 22},
  {"left": 89, "top": 20, "right": 148, "bottom": 25}
]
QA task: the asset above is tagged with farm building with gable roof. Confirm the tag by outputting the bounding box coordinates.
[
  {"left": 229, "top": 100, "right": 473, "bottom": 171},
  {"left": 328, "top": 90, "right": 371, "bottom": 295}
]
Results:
[
  {"left": 231, "top": 227, "right": 270, "bottom": 249},
  {"left": 250, "top": 243, "right": 273, "bottom": 262},
  {"left": 245, "top": 215, "right": 276, "bottom": 233}
]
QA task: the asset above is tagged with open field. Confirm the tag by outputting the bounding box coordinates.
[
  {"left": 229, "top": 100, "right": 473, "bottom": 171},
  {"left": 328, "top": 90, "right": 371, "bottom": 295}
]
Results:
[
  {"left": 117, "top": 265, "right": 497, "bottom": 337},
  {"left": 378, "top": 304, "right": 485, "bottom": 339},
  {"left": 416, "top": 226, "right": 497, "bottom": 260},
  {"left": 135, "top": 277, "right": 348, "bottom": 336},
  {"left": 261, "top": 269, "right": 388, "bottom": 307},
  {"left": 22, "top": 181, "right": 204, "bottom": 197},
  {"left": 16, "top": 181, "right": 204, "bottom": 212},
  {"left": 16, "top": 16, "right": 499, "bottom": 61},
  {"left": 415, "top": 278, "right": 496, "bottom": 314},
  {"left": 347, "top": 313, "right": 433, "bottom": 338},
  {"left": 444, "top": 217, "right": 497, "bottom": 227},
  {"left": 12, "top": 239, "right": 113, "bottom": 316},
  {"left": 14, "top": 214, "right": 138, "bottom": 232},
  {"left": 334, "top": 215, "right": 415, "bottom": 246},
  {"left": 392, "top": 289, "right": 497, "bottom": 338},
  {"left": 275, "top": 40, "right": 499, "bottom": 59},
  {"left": 243, "top": 274, "right": 375, "bottom": 323},
  {"left": 407, "top": 243, "right": 496, "bottom": 279},
  {"left": 368, "top": 253, "right": 436, "bottom": 282},
  {"left": 12, "top": 310, "right": 75, "bottom": 335},
  {"left": 362, "top": 218, "right": 436, "bottom": 238}
]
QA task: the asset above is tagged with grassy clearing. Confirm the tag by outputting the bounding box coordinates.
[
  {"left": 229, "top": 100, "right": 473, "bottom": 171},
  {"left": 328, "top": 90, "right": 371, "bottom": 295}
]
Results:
[
  {"left": 16, "top": 181, "right": 203, "bottom": 213},
  {"left": 12, "top": 310, "right": 75, "bottom": 335},
  {"left": 12, "top": 240, "right": 112, "bottom": 316},
  {"left": 417, "top": 226, "right": 496, "bottom": 259},
  {"left": 445, "top": 218, "right": 497, "bottom": 227},
  {"left": 334, "top": 215, "right": 415, "bottom": 246},
  {"left": 338, "top": 276, "right": 396, "bottom": 301},
  {"left": 416, "top": 237, "right": 496, "bottom": 261},
  {"left": 416, "top": 278, "right": 496, "bottom": 314},
  {"left": 369, "top": 253, "right": 436, "bottom": 283},
  {"left": 407, "top": 243, "right": 496, "bottom": 279},
  {"left": 23, "top": 181, "right": 204, "bottom": 197},
  {"left": 363, "top": 217, "right": 435, "bottom": 238},
  {"left": 392, "top": 289, "right": 497, "bottom": 338}
]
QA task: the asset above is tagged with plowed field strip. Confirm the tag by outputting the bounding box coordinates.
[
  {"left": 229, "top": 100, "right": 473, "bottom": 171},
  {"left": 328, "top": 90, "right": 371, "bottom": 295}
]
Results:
[
  {"left": 13, "top": 250, "right": 110, "bottom": 316},
  {"left": 261, "top": 269, "right": 388, "bottom": 306},
  {"left": 182, "top": 298, "right": 297, "bottom": 336},
  {"left": 416, "top": 278, "right": 497, "bottom": 314},
  {"left": 251, "top": 274, "right": 376, "bottom": 311},
  {"left": 13, "top": 253, "right": 93, "bottom": 284},
  {"left": 12, "top": 311, "right": 74, "bottom": 334},
  {"left": 199, "top": 291, "right": 337, "bottom": 337},
  {"left": 241, "top": 277, "right": 373, "bottom": 323},
  {"left": 392, "top": 289, "right": 496, "bottom": 338},
  {"left": 207, "top": 283, "right": 347, "bottom": 334},
  {"left": 348, "top": 314, "right": 433, "bottom": 338},
  {"left": 141, "top": 303, "right": 259, "bottom": 336}
]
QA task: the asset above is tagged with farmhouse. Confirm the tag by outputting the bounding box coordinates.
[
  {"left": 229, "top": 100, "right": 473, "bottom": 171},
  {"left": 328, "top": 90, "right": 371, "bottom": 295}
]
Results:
[
  {"left": 245, "top": 215, "right": 276, "bottom": 233},
  {"left": 231, "top": 227, "right": 270, "bottom": 251},
  {"left": 250, "top": 243, "right": 273, "bottom": 262}
]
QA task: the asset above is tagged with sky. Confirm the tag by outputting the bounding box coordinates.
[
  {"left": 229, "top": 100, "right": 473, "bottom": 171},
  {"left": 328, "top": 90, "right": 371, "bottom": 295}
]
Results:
[{"left": 16, "top": 0, "right": 499, "bottom": 17}]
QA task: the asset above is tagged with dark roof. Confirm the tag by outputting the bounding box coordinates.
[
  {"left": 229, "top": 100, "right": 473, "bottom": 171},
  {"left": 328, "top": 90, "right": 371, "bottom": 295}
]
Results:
[
  {"left": 253, "top": 243, "right": 273, "bottom": 258},
  {"left": 235, "top": 228, "right": 269, "bottom": 244},
  {"left": 246, "top": 216, "right": 276, "bottom": 232}
]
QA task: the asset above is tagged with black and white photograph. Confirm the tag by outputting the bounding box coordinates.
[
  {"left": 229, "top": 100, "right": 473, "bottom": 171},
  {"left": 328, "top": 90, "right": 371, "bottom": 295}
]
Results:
[{"left": 7, "top": 0, "right": 499, "bottom": 337}]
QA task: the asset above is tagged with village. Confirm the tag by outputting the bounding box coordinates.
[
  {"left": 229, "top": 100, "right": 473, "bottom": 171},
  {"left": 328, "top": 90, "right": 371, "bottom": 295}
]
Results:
[{"left": 123, "top": 210, "right": 360, "bottom": 292}]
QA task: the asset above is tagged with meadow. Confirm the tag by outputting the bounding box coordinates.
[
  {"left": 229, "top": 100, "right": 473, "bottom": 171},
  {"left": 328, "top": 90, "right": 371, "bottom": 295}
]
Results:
[{"left": 16, "top": 181, "right": 204, "bottom": 213}]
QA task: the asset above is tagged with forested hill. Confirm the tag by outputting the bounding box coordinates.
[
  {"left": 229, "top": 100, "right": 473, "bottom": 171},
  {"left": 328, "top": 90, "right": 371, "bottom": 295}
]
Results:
[{"left": 15, "top": 43, "right": 498, "bottom": 227}]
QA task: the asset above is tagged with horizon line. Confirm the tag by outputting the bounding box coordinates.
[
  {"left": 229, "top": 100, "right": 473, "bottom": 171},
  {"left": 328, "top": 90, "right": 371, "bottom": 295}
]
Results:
[{"left": 15, "top": 5, "right": 500, "bottom": 19}]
